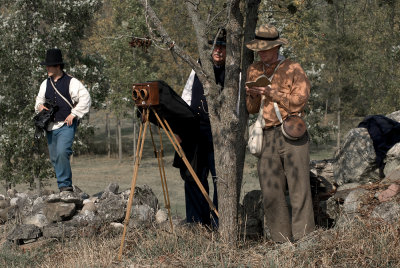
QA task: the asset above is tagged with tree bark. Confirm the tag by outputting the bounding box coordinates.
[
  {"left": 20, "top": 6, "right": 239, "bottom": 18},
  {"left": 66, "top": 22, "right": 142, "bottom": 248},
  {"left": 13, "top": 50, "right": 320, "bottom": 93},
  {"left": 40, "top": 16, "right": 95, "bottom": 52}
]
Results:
[
  {"left": 138, "top": 0, "right": 261, "bottom": 245},
  {"left": 106, "top": 112, "right": 111, "bottom": 158},
  {"left": 118, "top": 118, "right": 122, "bottom": 163}
]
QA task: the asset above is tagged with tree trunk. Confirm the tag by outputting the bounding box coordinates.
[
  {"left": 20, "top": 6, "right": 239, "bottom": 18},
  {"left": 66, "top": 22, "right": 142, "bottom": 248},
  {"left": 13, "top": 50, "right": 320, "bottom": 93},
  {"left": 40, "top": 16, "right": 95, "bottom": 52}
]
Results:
[
  {"left": 336, "top": 96, "right": 341, "bottom": 148},
  {"left": 117, "top": 118, "right": 122, "bottom": 163},
  {"left": 324, "top": 99, "right": 328, "bottom": 125},
  {"left": 138, "top": 0, "right": 260, "bottom": 245},
  {"left": 106, "top": 112, "right": 111, "bottom": 158}
]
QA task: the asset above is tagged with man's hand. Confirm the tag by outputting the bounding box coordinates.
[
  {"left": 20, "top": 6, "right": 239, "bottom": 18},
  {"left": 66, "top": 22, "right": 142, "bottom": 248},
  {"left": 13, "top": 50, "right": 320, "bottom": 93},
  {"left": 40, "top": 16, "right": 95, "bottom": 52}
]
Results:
[
  {"left": 64, "top": 114, "right": 76, "bottom": 126},
  {"left": 246, "top": 85, "right": 281, "bottom": 100},
  {"left": 38, "top": 104, "right": 49, "bottom": 112}
]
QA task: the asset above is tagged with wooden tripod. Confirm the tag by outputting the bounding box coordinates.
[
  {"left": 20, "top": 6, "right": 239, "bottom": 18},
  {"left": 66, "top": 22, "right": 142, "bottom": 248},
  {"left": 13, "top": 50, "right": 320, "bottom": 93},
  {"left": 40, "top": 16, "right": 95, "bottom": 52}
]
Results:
[{"left": 118, "top": 107, "right": 219, "bottom": 261}]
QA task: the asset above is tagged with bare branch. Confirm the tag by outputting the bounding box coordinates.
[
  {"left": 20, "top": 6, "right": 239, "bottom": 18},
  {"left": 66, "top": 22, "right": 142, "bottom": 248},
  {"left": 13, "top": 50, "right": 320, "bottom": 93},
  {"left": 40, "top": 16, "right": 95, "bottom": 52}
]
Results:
[
  {"left": 138, "top": 0, "right": 201, "bottom": 73},
  {"left": 185, "top": 0, "right": 214, "bottom": 80}
]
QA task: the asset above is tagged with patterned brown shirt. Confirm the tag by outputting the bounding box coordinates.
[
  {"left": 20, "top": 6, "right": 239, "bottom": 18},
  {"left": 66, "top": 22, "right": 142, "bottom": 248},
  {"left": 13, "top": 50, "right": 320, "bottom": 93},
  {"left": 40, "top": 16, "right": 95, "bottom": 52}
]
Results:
[{"left": 246, "top": 59, "right": 310, "bottom": 127}]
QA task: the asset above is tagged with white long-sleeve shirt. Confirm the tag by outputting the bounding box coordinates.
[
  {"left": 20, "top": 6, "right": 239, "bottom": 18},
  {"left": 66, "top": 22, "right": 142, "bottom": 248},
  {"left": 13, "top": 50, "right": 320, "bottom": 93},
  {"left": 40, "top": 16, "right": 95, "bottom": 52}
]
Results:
[{"left": 35, "top": 76, "right": 91, "bottom": 131}]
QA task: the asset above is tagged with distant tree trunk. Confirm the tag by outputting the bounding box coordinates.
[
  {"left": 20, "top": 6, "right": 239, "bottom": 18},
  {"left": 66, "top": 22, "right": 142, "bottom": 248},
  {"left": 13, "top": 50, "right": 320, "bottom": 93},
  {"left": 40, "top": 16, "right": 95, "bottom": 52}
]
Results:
[
  {"left": 337, "top": 96, "right": 341, "bottom": 148},
  {"left": 324, "top": 99, "right": 328, "bottom": 125},
  {"left": 106, "top": 112, "right": 111, "bottom": 158},
  {"left": 118, "top": 118, "right": 122, "bottom": 163}
]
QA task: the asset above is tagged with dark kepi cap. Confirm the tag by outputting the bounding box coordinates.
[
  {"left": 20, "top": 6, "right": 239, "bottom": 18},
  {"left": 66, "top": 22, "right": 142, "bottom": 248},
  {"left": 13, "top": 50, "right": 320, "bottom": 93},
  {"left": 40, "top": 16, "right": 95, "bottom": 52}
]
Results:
[
  {"left": 41, "top": 48, "right": 64, "bottom": 66},
  {"left": 208, "top": 28, "right": 226, "bottom": 46}
]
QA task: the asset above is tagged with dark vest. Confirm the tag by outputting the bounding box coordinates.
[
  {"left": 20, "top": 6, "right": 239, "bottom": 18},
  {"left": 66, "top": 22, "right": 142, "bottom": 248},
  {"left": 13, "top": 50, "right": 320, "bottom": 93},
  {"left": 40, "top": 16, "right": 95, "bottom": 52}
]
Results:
[
  {"left": 190, "top": 65, "right": 225, "bottom": 125},
  {"left": 45, "top": 73, "right": 73, "bottom": 122}
]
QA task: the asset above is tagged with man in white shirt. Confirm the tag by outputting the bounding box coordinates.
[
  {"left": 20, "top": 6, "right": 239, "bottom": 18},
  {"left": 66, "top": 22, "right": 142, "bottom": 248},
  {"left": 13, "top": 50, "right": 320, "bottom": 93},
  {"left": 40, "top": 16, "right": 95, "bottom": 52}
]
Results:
[{"left": 35, "top": 48, "right": 91, "bottom": 192}]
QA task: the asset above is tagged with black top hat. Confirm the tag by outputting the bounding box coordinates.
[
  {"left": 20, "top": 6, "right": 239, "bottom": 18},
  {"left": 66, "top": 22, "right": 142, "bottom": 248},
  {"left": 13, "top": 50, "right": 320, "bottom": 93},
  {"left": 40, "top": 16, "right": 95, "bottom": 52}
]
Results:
[
  {"left": 41, "top": 48, "right": 64, "bottom": 66},
  {"left": 208, "top": 28, "right": 226, "bottom": 46}
]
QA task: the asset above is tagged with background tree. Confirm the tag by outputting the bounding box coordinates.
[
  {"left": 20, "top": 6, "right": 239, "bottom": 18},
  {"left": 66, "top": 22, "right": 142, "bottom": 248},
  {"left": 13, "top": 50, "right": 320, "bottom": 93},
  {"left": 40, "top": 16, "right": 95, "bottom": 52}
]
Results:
[
  {"left": 84, "top": 0, "right": 156, "bottom": 161},
  {"left": 0, "top": 0, "right": 105, "bottom": 190},
  {"left": 137, "top": 0, "right": 261, "bottom": 244}
]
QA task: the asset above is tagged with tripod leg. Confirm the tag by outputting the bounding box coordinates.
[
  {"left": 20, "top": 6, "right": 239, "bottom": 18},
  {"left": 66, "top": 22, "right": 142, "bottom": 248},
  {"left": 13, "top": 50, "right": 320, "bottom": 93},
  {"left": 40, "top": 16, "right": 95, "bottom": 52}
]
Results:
[
  {"left": 149, "top": 123, "right": 174, "bottom": 232},
  {"left": 151, "top": 108, "right": 219, "bottom": 218},
  {"left": 157, "top": 127, "right": 174, "bottom": 231},
  {"left": 118, "top": 109, "right": 149, "bottom": 261}
]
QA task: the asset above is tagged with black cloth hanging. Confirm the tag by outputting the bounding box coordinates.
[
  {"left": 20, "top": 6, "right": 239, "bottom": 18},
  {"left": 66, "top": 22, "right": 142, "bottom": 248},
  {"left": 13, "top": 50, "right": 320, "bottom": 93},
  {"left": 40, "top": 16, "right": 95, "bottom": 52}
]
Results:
[
  {"left": 135, "top": 80, "right": 200, "bottom": 169},
  {"left": 358, "top": 115, "right": 400, "bottom": 177}
]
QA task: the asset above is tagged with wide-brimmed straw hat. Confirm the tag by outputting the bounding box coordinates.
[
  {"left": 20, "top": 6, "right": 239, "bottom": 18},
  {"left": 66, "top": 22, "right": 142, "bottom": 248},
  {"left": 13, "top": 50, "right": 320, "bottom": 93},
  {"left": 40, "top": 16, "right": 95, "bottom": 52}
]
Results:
[{"left": 246, "top": 24, "right": 288, "bottom": 52}]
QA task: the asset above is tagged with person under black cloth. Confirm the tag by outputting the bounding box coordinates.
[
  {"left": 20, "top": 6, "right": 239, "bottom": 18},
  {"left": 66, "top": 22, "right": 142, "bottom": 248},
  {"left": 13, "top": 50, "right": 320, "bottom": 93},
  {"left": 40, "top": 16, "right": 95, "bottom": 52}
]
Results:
[
  {"left": 358, "top": 115, "right": 400, "bottom": 178},
  {"left": 174, "top": 29, "right": 226, "bottom": 227}
]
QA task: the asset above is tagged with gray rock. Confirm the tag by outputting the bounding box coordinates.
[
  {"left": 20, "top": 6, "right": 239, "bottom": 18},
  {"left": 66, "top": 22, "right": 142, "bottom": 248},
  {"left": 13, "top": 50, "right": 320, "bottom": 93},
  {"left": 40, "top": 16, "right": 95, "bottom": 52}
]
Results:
[
  {"left": 105, "top": 182, "right": 119, "bottom": 194},
  {"left": 70, "top": 210, "right": 98, "bottom": 226},
  {"left": 72, "top": 185, "right": 90, "bottom": 200},
  {"left": 387, "top": 110, "right": 400, "bottom": 122},
  {"left": 42, "top": 223, "right": 77, "bottom": 239},
  {"left": 382, "top": 168, "right": 400, "bottom": 184},
  {"left": 310, "top": 159, "right": 335, "bottom": 185},
  {"left": 32, "top": 196, "right": 46, "bottom": 215},
  {"left": 155, "top": 209, "right": 168, "bottom": 224},
  {"left": 0, "top": 208, "right": 9, "bottom": 223},
  {"left": 326, "top": 196, "right": 341, "bottom": 221},
  {"left": 240, "top": 190, "right": 265, "bottom": 238},
  {"left": 7, "top": 189, "right": 17, "bottom": 198},
  {"left": 0, "top": 194, "right": 5, "bottom": 200},
  {"left": 371, "top": 201, "right": 400, "bottom": 223},
  {"left": 384, "top": 143, "right": 400, "bottom": 177},
  {"left": 110, "top": 222, "right": 124, "bottom": 229},
  {"left": 81, "top": 201, "right": 96, "bottom": 214},
  {"left": 129, "top": 204, "right": 154, "bottom": 228},
  {"left": 0, "top": 199, "right": 10, "bottom": 209},
  {"left": 23, "top": 214, "right": 48, "bottom": 228},
  {"left": 7, "top": 224, "right": 42, "bottom": 244},
  {"left": 128, "top": 185, "right": 159, "bottom": 212},
  {"left": 10, "top": 195, "right": 34, "bottom": 218},
  {"left": 96, "top": 194, "right": 126, "bottom": 222},
  {"left": 343, "top": 188, "right": 367, "bottom": 215},
  {"left": 334, "top": 128, "right": 380, "bottom": 185},
  {"left": 44, "top": 202, "right": 76, "bottom": 223}
]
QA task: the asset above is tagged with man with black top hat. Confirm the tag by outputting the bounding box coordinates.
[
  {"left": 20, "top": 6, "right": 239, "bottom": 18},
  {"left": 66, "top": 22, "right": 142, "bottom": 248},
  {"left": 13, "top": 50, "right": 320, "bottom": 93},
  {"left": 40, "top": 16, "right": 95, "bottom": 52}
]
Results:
[
  {"left": 35, "top": 48, "right": 91, "bottom": 192},
  {"left": 176, "top": 29, "right": 226, "bottom": 227}
]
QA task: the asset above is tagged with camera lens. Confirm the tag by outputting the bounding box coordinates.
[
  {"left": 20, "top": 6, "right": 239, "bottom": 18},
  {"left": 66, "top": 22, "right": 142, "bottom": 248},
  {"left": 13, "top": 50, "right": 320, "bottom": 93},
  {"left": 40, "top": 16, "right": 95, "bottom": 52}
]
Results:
[
  {"left": 139, "top": 88, "right": 148, "bottom": 100},
  {"left": 132, "top": 88, "right": 140, "bottom": 100}
]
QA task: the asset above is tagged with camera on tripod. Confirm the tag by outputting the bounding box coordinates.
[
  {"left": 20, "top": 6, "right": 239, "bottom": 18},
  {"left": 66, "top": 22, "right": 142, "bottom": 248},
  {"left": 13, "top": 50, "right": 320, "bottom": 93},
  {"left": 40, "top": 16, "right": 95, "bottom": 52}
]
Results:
[{"left": 132, "top": 82, "right": 159, "bottom": 107}]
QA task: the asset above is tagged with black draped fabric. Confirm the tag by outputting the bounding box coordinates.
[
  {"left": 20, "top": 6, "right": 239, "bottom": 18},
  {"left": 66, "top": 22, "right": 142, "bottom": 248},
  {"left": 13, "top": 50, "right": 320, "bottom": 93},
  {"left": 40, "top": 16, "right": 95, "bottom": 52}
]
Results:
[
  {"left": 136, "top": 80, "right": 200, "bottom": 168},
  {"left": 358, "top": 115, "right": 400, "bottom": 177}
]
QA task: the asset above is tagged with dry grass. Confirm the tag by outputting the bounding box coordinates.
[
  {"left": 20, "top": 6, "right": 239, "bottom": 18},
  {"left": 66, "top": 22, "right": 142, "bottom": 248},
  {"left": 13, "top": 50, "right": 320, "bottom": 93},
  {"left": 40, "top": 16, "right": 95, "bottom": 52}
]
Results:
[{"left": 1, "top": 218, "right": 399, "bottom": 267}]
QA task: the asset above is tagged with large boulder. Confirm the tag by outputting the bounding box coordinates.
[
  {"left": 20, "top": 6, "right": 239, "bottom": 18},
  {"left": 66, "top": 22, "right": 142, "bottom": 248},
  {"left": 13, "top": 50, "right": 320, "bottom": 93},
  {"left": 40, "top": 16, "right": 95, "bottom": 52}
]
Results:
[
  {"left": 240, "top": 190, "right": 265, "bottom": 238},
  {"left": 384, "top": 143, "right": 400, "bottom": 177},
  {"left": 96, "top": 192, "right": 126, "bottom": 222},
  {"left": 44, "top": 202, "right": 76, "bottom": 223},
  {"left": 333, "top": 128, "right": 380, "bottom": 185},
  {"left": 7, "top": 224, "right": 42, "bottom": 245}
]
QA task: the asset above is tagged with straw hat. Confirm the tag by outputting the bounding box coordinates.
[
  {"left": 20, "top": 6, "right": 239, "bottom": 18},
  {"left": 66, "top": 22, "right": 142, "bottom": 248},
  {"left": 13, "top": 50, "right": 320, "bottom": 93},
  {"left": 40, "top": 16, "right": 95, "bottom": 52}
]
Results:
[{"left": 246, "top": 24, "right": 288, "bottom": 52}]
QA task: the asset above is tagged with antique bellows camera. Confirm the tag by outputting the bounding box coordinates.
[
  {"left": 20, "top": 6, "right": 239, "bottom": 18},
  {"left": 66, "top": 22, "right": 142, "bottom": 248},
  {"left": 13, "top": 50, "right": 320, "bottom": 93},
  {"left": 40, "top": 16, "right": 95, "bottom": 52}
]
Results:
[{"left": 132, "top": 82, "right": 159, "bottom": 107}]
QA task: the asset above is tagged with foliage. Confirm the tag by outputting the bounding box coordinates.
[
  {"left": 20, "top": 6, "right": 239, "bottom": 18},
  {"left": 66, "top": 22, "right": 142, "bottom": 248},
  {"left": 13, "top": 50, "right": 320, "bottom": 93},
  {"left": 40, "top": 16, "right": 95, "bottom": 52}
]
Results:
[
  {"left": 0, "top": 0, "right": 104, "bottom": 189},
  {"left": 259, "top": 0, "right": 400, "bottom": 146}
]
